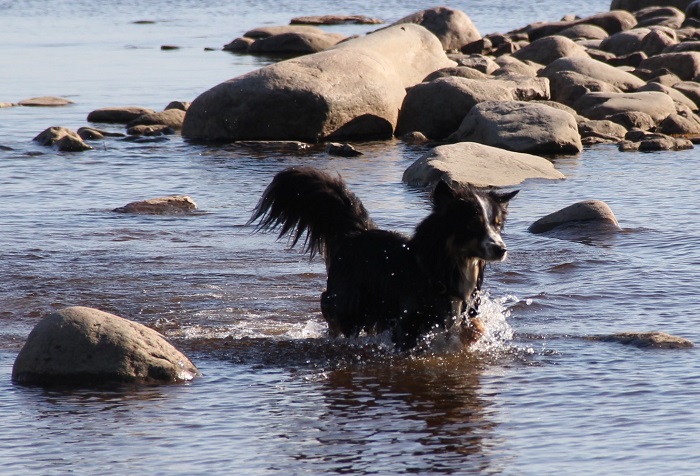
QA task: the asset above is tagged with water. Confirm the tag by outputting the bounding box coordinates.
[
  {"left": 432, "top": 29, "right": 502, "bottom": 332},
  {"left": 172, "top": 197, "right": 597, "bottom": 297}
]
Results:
[{"left": 2, "top": 1, "right": 700, "bottom": 474}]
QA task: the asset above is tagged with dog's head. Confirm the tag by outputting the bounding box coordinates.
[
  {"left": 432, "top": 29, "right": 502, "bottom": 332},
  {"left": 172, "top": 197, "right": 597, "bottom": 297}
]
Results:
[{"left": 433, "top": 180, "right": 518, "bottom": 262}]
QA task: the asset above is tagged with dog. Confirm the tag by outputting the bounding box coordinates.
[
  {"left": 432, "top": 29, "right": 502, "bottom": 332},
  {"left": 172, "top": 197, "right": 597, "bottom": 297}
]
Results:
[{"left": 249, "top": 166, "right": 517, "bottom": 350}]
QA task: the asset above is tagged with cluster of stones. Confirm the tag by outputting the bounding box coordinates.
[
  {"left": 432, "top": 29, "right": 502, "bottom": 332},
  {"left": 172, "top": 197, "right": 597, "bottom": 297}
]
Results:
[{"left": 31, "top": 101, "right": 189, "bottom": 151}]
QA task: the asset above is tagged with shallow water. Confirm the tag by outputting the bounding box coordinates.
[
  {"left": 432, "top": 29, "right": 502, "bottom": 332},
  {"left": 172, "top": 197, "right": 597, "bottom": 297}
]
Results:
[{"left": 3, "top": 0, "right": 700, "bottom": 474}]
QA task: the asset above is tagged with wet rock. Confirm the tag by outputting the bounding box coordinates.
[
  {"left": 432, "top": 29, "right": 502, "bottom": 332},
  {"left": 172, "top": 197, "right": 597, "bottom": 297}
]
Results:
[
  {"left": 33, "top": 126, "right": 93, "bottom": 152},
  {"left": 589, "top": 331, "right": 693, "bottom": 349},
  {"left": 528, "top": 200, "right": 620, "bottom": 234},
  {"left": 573, "top": 91, "right": 676, "bottom": 124},
  {"left": 18, "top": 96, "right": 74, "bottom": 107},
  {"left": 113, "top": 195, "right": 197, "bottom": 214},
  {"left": 223, "top": 37, "right": 255, "bottom": 52},
  {"left": 400, "top": 131, "right": 430, "bottom": 144},
  {"left": 402, "top": 142, "right": 564, "bottom": 188},
  {"left": 248, "top": 31, "right": 346, "bottom": 55},
  {"left": 658, "top": 113, "right": 700, "bottom": 135},
  {"left": 326, "top": 142, "right": 362, "bottom": 157},
  {"left": 12, "top": 306, "right": 200, "bottom": 385},
  {"left": 87, "top": 106, "right": 157, "bottom": 124},
  {"left": 619, "top": 131, "right": 694, "bottom": 151},
  {"left": 607, "top": 110, "right": 657, "bottom": 130},
  {"left": 160, "top": 45, "right": 180, "bottom": 50},
  {"left": 77, "top": 127, "right": 125, "bottom": 140},
  {"left": 183, "top": 24, "right": 455, "bottom": 142},
  {"left": 165, "top": 101, "right": 190, "bottom": 111},
  {"left": 127, "top": 124, "right": 176, "bottom": 136},
  {"left": 391, "top": 6, "right": 481, "bottom": 51},
  {"left": 290, "top": 15, "right": 383, "bottom": 25},
  {"left": 547, "top": 70, "right": 623, "bottom": 108},
  {"left": 126, "top": 108, "right": 186, "bottom": 130},
  {"left": 539, "top": 56, "right": 645, "bottom": 91},
  {"left": 396, "top": 76, "right": 549, "bottom": 140},
  {"left": 637, "top": 51, "right": 700, "bottom": 80},
  {"left": 512, "top": 35, "right": 590, "bottom": 66},
  {"left": 448, "top": 101, "right": 582, "bottom": 154}
]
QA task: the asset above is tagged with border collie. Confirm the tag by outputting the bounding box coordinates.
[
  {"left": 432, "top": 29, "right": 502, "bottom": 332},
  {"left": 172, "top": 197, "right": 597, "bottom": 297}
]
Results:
[{"left": 250, "top": 166, "right": 517, "bottom": 350}]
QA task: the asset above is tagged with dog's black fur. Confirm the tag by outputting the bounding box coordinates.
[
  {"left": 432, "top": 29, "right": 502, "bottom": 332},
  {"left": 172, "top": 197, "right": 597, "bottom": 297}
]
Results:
[{"left": 250, "top": 166, "right": 517, "bottom": 350}]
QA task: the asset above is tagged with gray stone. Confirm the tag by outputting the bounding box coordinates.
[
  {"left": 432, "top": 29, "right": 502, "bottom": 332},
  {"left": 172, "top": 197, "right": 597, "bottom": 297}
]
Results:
[
  {"left": 18, "top": 96, "right": 74, "bottom": 107},
  {"left": 127, "top": 108, "right": 186, "bottom": 130},
  {"left": 512, "top": 35, "right": 590, "bottom": 66},
  {"left": 589, "top": 331, "right": 693, "bottom": 349},
  {"left": 290, "top": 15, "right": 383, "bottom": 25},
  {"left": 248, "top": 31, "right": 345, "bottom": 55},
  {"left": 558, "top": 24, "right": 610, "bottom": 40},
  {"left": 182, "top": 24, "right": 455, "bottom": 142},
  {"left": 87, "top": 106, "right": 157, "bottom": 124},
  {"left": 448, "top": 101, "right": 582, "bottom": 154},
  {"left": 539, "top": 56, "right": 645, "bottom": 91},
  {"left": 423, "top": 66, "right": 489, "bottom": 82},
  {"left": 547, "top": 70, "right": 623, "bottom": 108},
  {"left": 578, "top": 119, "right": 628, "bottom": 142},
  {"left": 574, "top": 91, "right": 677, "bottom": 123},
  {"left": 599, "top": 28, "right": 651, "bottom": 55},
  {"left": 634, "top": 6, "right": 686, "bottom": 28},
  {"left": 610, "top": 0, "right": 694, "bottom": 13},
  {"left": 638, "top": 82, "right": 697, "bottom": 109},
  {"left": 524, "top": 11, "right": 637, "bottom": 41},
  {"left": 402, "top": 142, "right": 564, "bottom": 188},
  {"left": 243, "top": 25, "right": 328, "bottom": 39},
  {"left": 673, "top": 81, "right": 700, "bottom": 107},
  {"left": 12, "top": 306, "right": 200, "bottom": 385},
  {"left": 637, "top": 51, "right": 700, "bottom": 80},
  {"left": 658, "top": 113, "right": 700, "bottom": 135},
  {"left": 619, "top": 131, "right": 694, "bottom": 151},
  {"left": 33, "top": 126, "right": 93, "bottom": 152},
  {"left": 529, "top": 200, "right": 620, "bottom": 233}
]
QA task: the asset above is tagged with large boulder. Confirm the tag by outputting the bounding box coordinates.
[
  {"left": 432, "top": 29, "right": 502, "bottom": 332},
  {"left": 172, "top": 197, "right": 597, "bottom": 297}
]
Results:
[
  {"left": 402, "top": 142, "right": 564, "bottom": 188},
  {"left": 637, "top": 51, "right": 700, "bottom": 80},
  {"left": 391, "top": 7, "right": 481, "bottom": 50},
  {"left": 599, "top": 28, "right": 651, "bottom": 55},
  {"left": 540, "top": 56, "right": 646, "bottom": 91},
  {"left": 574, "top": 91, "right": 677, "bottom": 123},
  {"left": 247, "top": 31, "right": 345, "bottom": 55},
  {"left": 525, "top": 11, "right": 637, "bottom": 41},
  {"left": 33, "top": 126, "right": 93, "bottom": 152},
  {"left": 448, "top": 101, "right": 582, "bottom": 154},
  {"left": 12, "top": 306, "right": 200, "bottom": 385},
  {"left": 547, "top": 70, "right": 623, "bottom": 108},
  {"left": 610, "top": 0, "right": 694, "bottom": 12},
  {"left": 182, "top": 24, "right": 455, "bottom": 142},
  {"left": 87, "top": 106, "right": 157, "bottom": 124},
  {"left": 395, "top": 75, "right": 549, "bottom": 139}
]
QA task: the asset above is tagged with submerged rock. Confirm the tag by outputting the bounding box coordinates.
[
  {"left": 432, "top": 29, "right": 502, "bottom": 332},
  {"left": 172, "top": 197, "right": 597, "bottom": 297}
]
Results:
[
  {"left": 87, "top": 106, "right": 157, "bottom": 124},
  {"left": 12, "top": 306, "right": 201, "bottom": 385},
  {"left": 33, "top": 126, "right": 93, "bottom": 152},
  {"left": 113, "top": 195, "right": 197, "bottom": 214},
  {"left": 529, "top": 200, "right": 620, "bottom": 234},
  {"left": 18, "top": 96, "right": 74, "bottom": 107},
  {"left": 589, "top": 331, "right": 694, "bottom": 349},
  {"left": 402, "top": 142, "right": 564, "bottom": 188}
]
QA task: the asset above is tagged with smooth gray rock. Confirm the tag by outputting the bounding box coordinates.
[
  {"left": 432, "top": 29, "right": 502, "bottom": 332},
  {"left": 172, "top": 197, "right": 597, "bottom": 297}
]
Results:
[
  {"left": 448, "top": 101, "right": 582, "bottom": 154},
  {"left": 574, "top": 91, "right": 677, "bottom": 123},
  {"left": 547, "top": 70, "right": 623, "bottom": 108},
  {"left": 637, "top": 51, "right": 700, "bottom": 80},
  {"left": 126, "top": 109, "right": 186, "bottom": 130},
  {"left": 529, "top": 200, "right": 620, "bottom": 233},
  {"left": 87, "top": 106, "right": 157, "bottom": 124},
  {"left": 113, "top": 195, "right": 197, "bottom": 214},
  {"left": 12, "top": 306, "right": 201, "bottom": 385},
  {"left": 512, "top": 35, "right": 589, "bottom": 66},
  {"left": 402, "top": 142, "right": 564, "bottom": 188},
  {"left": 539, "top": 56, "right": 646, "bottom": 91},
  {"left": 589, "top": 331, "right": 693, "bottom": 349},
  {"left": 18, "top": 96, "right": 74, "bottom": 107},
  {"left": 610, "top": 0, "right": 694, "bottom": 13},
  {"left": 391, "top": 6, "right": 481, "bottom": 50},
  {"left": 33, "top": 126, "right": 93, "bottom": 152},
  {"left": 183, "top": 24, "right": 455, "bottom": 142}
]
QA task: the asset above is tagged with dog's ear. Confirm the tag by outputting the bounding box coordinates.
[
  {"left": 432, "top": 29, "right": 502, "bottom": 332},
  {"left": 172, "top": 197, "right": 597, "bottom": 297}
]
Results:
[
  {"left": 495, "top": 190, "right": 519, "bottom": 204},
  {"left": 432, "top": 179, "right": 458, "bottom": 208}
]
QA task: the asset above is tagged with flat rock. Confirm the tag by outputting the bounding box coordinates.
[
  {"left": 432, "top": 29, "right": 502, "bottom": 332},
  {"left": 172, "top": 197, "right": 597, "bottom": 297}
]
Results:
[
  {"left": 88, "top": 106, "right": 157, "bottom": 124},
  {"left": 248, "top": 31, "right": 346, "bottom": 55},
  {"left": 589, "top": 331, "right": 693, "bottom": 349},
  {"left": 574, "top": 91, "right": 677, "bottom": 124},
  {"left": 126, "top": 109, "right": 186, "bottom": 130},
  {"left": 448, "top": 101, "right": 582, "bottom": 154},
  {"left": 113, "top": 195, "right": 197, "bottom": 214},
  {"left": 12, "top": 306, "right": 200, "bottom": 385},
  {"left": 18, "top": 96, "right": 74, "bottom": 107},
  {"left": 539, "top": 56, "right": 646, "bottom": 92},
  {"left": 243, "top": 25, "right": 326, "bottom": 39},
  {"left": 610, "top": 0, "right": 694, "bottom": 12},
  {"left": 529, "top": 200, "right": 620, "bottom": 233},
  {"left": 402, "top": 142, "right": 564, "bottom": 188},
  {"left": 290, "top": 15, "right": 383, "bottom": 25},
  {"left": 637, "top": 51, "right": 700, "bottom": 80}
]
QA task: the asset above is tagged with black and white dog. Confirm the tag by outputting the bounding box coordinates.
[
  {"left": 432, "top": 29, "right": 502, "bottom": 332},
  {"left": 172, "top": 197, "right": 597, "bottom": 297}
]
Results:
[{"left": 250, "top": 166, "right": 517, "bottom": 350}]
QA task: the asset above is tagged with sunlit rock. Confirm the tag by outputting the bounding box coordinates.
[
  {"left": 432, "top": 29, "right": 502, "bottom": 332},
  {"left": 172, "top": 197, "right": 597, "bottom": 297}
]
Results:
[
  {"left": 12, "top": 306, "right": 201, "bottom": 385},
  {"left": 113, "top": 195, "right": 197, "bottom": 214},
  {"left": 529, "top": 200, "right": 620, "bottom": 233},
  {"left": 589, "top": 331, "right": 693, "bottom": 349}
]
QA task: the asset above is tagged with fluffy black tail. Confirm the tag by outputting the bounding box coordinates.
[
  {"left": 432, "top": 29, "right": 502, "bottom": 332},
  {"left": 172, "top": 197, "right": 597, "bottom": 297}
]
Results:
[{"left": 249, "top": 167, "right": 375, "bottom": 260}]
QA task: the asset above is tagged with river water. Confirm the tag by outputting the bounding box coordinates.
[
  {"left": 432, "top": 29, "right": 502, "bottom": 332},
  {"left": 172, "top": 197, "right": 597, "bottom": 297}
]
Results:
[{"left": 2, "top": 0, "right": 700, "bottom": 474}]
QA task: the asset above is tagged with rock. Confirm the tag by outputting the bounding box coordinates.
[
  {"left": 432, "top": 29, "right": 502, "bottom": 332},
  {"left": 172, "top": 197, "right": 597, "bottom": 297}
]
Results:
[
  {"left": 599, "top": 28, "right": 651, "bottom": 56},
  {"left": 451, "top": 54, "right": 500, "bottom": 74},
  {"left": 610, "top": 0, "right": 694, "bottom": 12},
  {"left": 547, "top": 70, "right": 623, "bottom": 108},
  {"left": 165, "top": 100, "right": 190, "bottom": 111},
  {"left": 493, "top": 56, "right": 541, "bottom": 77},
  {"left": 77, "top": 127, "right": 125, "bottom": 140},
  {"left": 448, "top": 101, "right": 582, "bottom": 154},
  {"left": 126, "top": 108, "right": 186, "bottom": 130},
  {"left": 290, "top": 15, "right": 383, "bottom": 25},
  {"left": 640, "top": 28, "right": 678, "bottom": 55},
  {"left": 402, "top": 142, "right": 564, "bottom": 188},
  {"left": 607, "top": 51, "right": 648, "bottom": 67},
  {"left": 401, "top": 131, "right": 430, "bottom": 144},
  {"left": 573, "top": 91, "right": 677, "bottom": 124},
  {"left": 0, "top": 102, "right": 17, "bottom": 108},
  {"left": 160, "top": 45, "right": 180, "bottom": 50},
  {"left": 634, "top": 6, "right": 686, "bottom": 28},
  {"left": 12, "top": 306, "right": 200, "bottom": 385},
  {"left": 529, "top": 200, "right": 620, "bottom": 233},
  {"left": 619, "top": 131, "right": 694, "bottom": 150},
  {"left": 658, "top": 113, "right": 700, "bottom": 135},
  {"left": 113, "top": 195, "right": 197, "bottom": 214},
  {"left": 182, "top": 24, "right": 455, "bottom": 142},
  {"left": 33, "top": 126, "right": 93, "bottom": 151},
  {"left": 18, "top": 96, "right": 74, "bottom": 107},
  {"left": 223, "top": 37, "right": 255, "bottom": 52},
  {"left": 423, "top": 66, "right": 489, "bottom": 81},
  {"left": 589, "top": 331, "right": 693, "bottom": 349},
  {"left": 539, "top": 56, "right": 645, "bottom": 91},
  {"left": 243, "top": 25, "right": 328, "bottom": 39},
  {"left": 664, "top": 40, "right": 700, "bottom": 53},
  {"left": 638, "top": 81, "right": 697, "bottom": 109},
  {"left": 607, "top": 110, "right": 657, "bottom": 130},
  {"left": 578, "top": 119, "right": 628, "bottom": 142},
  {"left": 248, "top": 31, "right": 346, "bottom": 55},
  {"left": 127, "top": 124, "right": 176, "bottom": 136},
  {"left": 524, "top": 11, "right": 637, "bottom": 41},
  {"left": 396, "top": 76, "right": 549, "bottom": 140},
  {"left": 391, "top": 7, "right": 481, "bottom": 50},
  {"left": 673, "top": 81, "right": 700, "bottom": 107},
  {"left": 326, "top": 142, "right": 362, "bottom": 157},
  {"left": 558, "top": 24, "right": 610, "bottom": 40},
  {"left": 637, "top": 51, "right": 700, "bottom": 80},
  {"left": 87, "top": 106, "right": 157, "bottom": 124},
  {"left": 513, "top": 35, "right": 590, "bottom": 65}
]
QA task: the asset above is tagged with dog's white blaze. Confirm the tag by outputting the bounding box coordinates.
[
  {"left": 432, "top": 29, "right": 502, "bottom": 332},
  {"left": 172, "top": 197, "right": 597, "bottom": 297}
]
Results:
[{"left": 475, "top": 193, "right": 507, "bottom": 260}]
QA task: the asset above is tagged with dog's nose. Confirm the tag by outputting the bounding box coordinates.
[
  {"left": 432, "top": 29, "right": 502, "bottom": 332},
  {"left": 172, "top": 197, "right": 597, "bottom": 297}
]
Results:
[{"left": 491, "top": 244, "right": 507, "bottom": 259}]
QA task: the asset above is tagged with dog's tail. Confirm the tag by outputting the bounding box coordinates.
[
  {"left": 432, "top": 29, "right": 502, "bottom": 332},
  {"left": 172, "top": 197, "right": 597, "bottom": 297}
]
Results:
[{"left": 249, "top": 166, "right": 376, "bottom": 260}]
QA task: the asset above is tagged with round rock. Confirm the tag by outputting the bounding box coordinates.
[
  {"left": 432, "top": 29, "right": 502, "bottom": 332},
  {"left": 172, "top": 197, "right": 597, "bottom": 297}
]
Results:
[
  {"left": 529, "top": 200, "right": 620, "bottom": 233},
  {"left": 113, "top": 195, "right": 197, "bottom": 214},
  {"left": 12, "top": 306, "right": 200, "bottom": 385}
]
